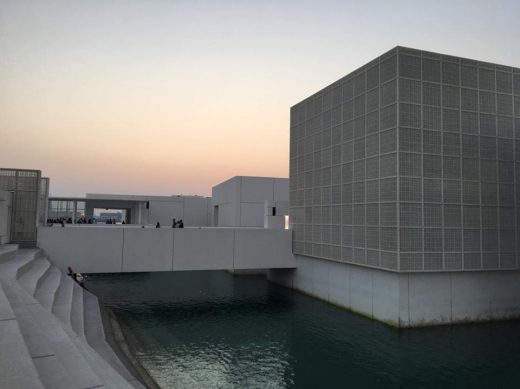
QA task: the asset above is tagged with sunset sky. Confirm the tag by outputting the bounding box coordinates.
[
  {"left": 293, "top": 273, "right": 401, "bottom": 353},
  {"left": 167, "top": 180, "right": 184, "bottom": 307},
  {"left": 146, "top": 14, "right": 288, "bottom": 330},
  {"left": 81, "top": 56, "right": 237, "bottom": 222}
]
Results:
[{"left": 1, "top": 0, "right": 519, "bottom": 197}]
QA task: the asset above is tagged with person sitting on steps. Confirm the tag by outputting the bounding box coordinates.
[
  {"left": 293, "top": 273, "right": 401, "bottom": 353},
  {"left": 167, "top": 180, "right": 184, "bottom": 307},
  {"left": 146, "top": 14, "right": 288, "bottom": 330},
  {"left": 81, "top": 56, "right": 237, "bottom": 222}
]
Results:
[{"left": 67, "top": 266, "right": 86, "bottom": 286}]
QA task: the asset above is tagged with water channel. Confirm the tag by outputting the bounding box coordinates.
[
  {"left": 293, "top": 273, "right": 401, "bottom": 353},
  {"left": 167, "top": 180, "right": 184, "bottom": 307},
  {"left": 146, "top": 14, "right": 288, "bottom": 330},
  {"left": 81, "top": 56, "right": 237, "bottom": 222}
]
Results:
[{"left": 87, "top": 271, "right": 520, "bottom": 388}]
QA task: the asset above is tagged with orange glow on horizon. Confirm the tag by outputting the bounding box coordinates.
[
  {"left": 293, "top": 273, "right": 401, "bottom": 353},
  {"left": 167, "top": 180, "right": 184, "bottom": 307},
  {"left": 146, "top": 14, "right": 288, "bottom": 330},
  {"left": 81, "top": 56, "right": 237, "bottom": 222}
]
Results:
[{"left": 2, "top": 1, "right": 519, "bottom": 196}]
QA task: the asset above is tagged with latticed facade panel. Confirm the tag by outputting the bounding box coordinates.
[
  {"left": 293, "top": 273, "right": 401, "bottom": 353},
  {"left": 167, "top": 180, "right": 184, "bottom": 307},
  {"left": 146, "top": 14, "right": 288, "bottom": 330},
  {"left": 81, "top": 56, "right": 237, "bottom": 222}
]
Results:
[
  {"left": 0, "top": 168, "right": 42, "bottom": 244},
  {"left": 290, "top": 46, "right": 520, "bottom": 272}
]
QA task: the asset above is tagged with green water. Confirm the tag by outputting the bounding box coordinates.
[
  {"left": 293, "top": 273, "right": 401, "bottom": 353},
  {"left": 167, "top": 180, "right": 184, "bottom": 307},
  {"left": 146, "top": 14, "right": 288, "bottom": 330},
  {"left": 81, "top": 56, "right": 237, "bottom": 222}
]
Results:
[{"left": 87, "top": 271, "right": 520, "bottom": 389}]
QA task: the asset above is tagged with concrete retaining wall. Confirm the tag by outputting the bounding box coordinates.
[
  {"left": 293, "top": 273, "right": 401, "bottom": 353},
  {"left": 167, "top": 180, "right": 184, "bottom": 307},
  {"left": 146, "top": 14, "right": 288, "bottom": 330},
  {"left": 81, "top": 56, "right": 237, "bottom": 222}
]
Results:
[
  {"left": 37, "top": 226, "right": 294, "bottom": 273},
  {"left": 268, "top": 254, "right": 520, "bottom": 327}
]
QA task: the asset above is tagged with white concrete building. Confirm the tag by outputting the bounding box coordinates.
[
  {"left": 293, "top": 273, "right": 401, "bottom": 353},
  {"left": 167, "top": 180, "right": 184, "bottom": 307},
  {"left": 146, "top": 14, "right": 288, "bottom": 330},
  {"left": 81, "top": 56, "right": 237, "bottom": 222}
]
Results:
[
  {"left": 212, "top": 176, "right": 289, "bottom": 227},
  {"left": 48, "top": 194, "right": 211, "bottom": 227},
  {"left": 85, "top": 193, "right": 211, "bottom": 227},
  {"left": 278, "top": 46, "right": 520, "bottom": 327}
]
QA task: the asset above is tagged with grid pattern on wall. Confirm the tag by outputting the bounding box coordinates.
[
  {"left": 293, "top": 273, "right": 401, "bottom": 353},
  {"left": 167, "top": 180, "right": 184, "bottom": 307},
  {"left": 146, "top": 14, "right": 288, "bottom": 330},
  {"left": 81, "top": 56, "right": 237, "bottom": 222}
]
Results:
[
  {"left": 289, "top": 46, "right": 520, "bottom": 272},
  {"left": 0, "top": 168, "right": 42, "bottom": 244}
]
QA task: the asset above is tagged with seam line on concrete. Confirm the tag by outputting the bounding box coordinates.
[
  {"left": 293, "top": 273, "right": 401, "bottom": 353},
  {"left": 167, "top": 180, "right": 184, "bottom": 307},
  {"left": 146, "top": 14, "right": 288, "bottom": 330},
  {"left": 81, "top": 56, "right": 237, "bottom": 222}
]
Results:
[
  {"left": 0, "top": 317, "right": 16, "bottom": 322},
  {"left": 348, "top": 262, "right": 352, "bottom": 308},
  {"left": 371, "top": 271, "right": 374, "bottom": 318},
  {"left": 232, "top": 229, "right": 235, "bottom": 270},
  {"left": 407, "top": 274, "right": 410, "bottom": 325},
  {"left": 238, "top": 177, "right": 242, "bottom": 226},
  {"left": 32, "top": 354, "right": 55, "bottom": 359},
  {"left": 172, "top": 229, "right": 175, "bottom": 271},
  {"left": 450, "top": 272, "right": 453, "bottom": 322},
  {"left": 120, "top": 229, "right": 125, "bottom": 272}
]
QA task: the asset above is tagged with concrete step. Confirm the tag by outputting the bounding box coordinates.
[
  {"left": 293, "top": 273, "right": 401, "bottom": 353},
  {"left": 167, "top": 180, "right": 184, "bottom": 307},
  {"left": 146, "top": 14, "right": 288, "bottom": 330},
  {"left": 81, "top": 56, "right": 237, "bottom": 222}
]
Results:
[
  {"left": 52, "top": 273, "right": 74, "bottom": 326},
  {"left": 83, "top": 290, "right": 137, "bottom": 383},
  {"left": 1, "top": 248, "right": 136, "bottom": 388},
  {"left": 0, "top": 249, "right": 38, "bottom": 281},
  {"left": 31, "top": 355, "right": 76, "bottom": 389},
  {"left": 70, "top": 283, "right": 85, "bottom": 338},
  {"left": 2, "top": 280, "right": 105, "bottom": 389},
  {"left": 0, "top": 279, "right": 16, "bottom": 322},
  {"left": 15, "top": 249, "right": 43, "bottom": 277},
  {"left": 0, "top": 319, "right": 45, "bottom": 389},
  {"left": 18, "top": 258, "right": 51, "bottom": 296},
  {"left": 0, "top": 281, "right": 44, "bottom": 389},
  {"left": 56, "top": 315, "right": 135, "bottom": 389},
  {"left": 34, "top": 266, "right": 62, "bottom": 311},
  {"left": 0, "top": 244, "right": 18, "bottom": 264},
  {"left": 71, "top": 332, "right": 134, "bottom": 388}
]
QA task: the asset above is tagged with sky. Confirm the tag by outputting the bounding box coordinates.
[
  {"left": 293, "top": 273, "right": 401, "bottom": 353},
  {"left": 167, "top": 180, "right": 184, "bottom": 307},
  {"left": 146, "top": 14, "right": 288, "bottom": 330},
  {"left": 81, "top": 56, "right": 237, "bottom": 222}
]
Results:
[{"left": 1, "top": 0, "right": 519, "bottom": 197}]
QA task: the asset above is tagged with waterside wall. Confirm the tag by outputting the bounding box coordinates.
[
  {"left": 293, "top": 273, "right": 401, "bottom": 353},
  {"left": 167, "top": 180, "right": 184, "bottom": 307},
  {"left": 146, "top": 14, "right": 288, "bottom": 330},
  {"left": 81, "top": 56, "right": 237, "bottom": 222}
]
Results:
[
  {"left": 38, "top": 226, "right": 295, "bottom": 273},
  {"left": 268, "top": 254, "right": 520, "bottom": 327}
]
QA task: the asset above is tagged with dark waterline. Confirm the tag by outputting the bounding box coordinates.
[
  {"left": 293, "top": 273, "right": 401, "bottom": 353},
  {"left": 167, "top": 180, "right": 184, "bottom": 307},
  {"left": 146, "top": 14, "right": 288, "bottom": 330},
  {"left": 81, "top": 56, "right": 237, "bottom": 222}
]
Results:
[{"left": 86, "top": 271, "right": 520, "bottom": 389}]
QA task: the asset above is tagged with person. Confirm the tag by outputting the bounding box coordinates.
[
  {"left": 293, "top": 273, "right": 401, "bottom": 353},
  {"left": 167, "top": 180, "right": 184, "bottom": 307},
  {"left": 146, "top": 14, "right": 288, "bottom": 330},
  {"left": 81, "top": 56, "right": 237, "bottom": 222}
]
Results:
[
  {"left": 67, "top": 266, "right": 86, "bottom": 286},
  {"left": 75, "top": 272, "right": 86, "bottom": 286},
  {"left": 60, "top": 220, "right": 65, "bottom": 227},
  {"left": 172, "top": 218, "right": 176, "bottom": 228},
  {"left": 156, "top": 222, "right": 161, "bottom": 228},
  {"left": 178, "top": 220, "right": 184, "bottom": 228}
]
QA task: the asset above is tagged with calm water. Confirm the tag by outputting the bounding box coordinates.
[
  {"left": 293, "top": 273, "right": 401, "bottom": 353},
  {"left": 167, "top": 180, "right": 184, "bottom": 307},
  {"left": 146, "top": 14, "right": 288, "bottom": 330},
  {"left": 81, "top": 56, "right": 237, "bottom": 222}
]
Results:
[{"left": 87, "top": 272, "right": 520, "bottom": 389}]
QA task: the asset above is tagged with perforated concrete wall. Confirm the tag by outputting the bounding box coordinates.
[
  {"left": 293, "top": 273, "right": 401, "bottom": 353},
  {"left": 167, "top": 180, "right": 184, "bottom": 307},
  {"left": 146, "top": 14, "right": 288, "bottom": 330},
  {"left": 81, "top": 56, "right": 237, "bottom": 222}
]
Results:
[
  {"left": 0, "top": 168, "right": 41, "bottom": 245},
  {"left": 289, "top": 46, "right": 520, "bottom": 272}
]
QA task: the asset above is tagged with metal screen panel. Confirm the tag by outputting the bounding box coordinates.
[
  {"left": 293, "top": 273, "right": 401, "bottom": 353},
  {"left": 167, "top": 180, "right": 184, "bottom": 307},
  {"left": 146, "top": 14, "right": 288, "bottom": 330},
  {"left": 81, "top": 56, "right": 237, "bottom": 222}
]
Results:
[
  {"left": 289, "top": 47, "right": 520, "bottom": 272},
  {"left": 0, "top": 168, "right": 41, "bottom": 245}
]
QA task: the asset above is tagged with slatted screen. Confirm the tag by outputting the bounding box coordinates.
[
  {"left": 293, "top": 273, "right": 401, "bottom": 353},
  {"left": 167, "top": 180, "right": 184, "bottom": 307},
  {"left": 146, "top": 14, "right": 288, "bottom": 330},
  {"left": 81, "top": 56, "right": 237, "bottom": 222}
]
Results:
[{"left": 290, "top": 47, "right": 520, "bottom": 272}]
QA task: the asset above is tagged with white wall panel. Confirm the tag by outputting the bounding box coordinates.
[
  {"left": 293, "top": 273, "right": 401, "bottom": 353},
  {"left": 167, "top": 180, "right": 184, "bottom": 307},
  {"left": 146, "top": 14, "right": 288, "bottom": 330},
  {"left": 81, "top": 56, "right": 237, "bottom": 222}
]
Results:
[
  {"left": 148, "top": 201, "right": 184, "bottom": 226},
  {"left": 240, "top": 177, "right": 274, "bottom": 203},
  {"left": 274, "top": 179, "right": 289, "bottom": 201},
  {"left": 234, "top": 229, "right": 293, "bottom": 269},
  {"left": 122, "top": 228, "right": 173, "bottom": 272},
  {"left": 173, "top": 228, "right": 234, "bottom": 271},
  {"left": 38, "top": 226, "right": 123, "bottom": 273},
  {"left": 183, "top": 197, "right": 209, "bottom": 226},
  {"left": 240, "top": 203, "right": 264, "bottom": 227}
]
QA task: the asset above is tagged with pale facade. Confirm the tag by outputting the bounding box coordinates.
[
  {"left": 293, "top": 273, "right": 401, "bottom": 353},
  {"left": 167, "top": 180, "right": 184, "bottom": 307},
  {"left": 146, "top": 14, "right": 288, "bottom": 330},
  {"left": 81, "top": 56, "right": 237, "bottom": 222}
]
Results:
[
  {"left": 0, "top": 168, "right": 48, "bottom": 246},
  {"left": 48, "top": 193, "right": 211, "bottom": 227},
  {"left": 290, "top": 46, "right": 520, "bottom": 272},
  {"left": 212, "top": 176, "right": 289, "bottom": 227},
  {"left": 278, "top": 46, "right": 520, "bottom": 326}
]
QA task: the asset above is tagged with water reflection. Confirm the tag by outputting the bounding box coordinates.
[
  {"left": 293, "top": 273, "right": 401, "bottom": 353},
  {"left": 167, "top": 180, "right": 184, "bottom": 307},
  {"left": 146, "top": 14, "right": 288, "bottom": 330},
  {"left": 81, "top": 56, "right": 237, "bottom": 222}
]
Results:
[{"left": 87, "top": 272, "right": 520, "bottom": 389}]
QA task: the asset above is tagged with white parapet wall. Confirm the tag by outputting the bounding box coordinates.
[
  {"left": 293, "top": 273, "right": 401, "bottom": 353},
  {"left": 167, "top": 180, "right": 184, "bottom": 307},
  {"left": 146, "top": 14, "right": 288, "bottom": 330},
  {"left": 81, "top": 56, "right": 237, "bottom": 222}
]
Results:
[
  {"left": 268, "top": 255, "right": 520, "bottom": 327},
  {"left": 37, "top": 226, "right": 295, "bottom": 273}
]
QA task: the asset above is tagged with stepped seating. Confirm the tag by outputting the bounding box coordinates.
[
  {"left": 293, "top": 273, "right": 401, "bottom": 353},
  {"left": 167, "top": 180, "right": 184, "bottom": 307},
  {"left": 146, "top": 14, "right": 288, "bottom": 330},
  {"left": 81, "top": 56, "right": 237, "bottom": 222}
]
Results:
[
  {"left": 70, "top": 283, "right": 85, "bottom": 338},
  {"left": 0, "top": 280, "right": 44, "bottom": 388},
  {"left": 0, "top": 244, "right": 18, "bottom": 264},
  {"left": 0, "top": 248, "right": 146, "bottom": 388},
  {"left": 83, "top": 291, "right": 145, "bottom": 388}
]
